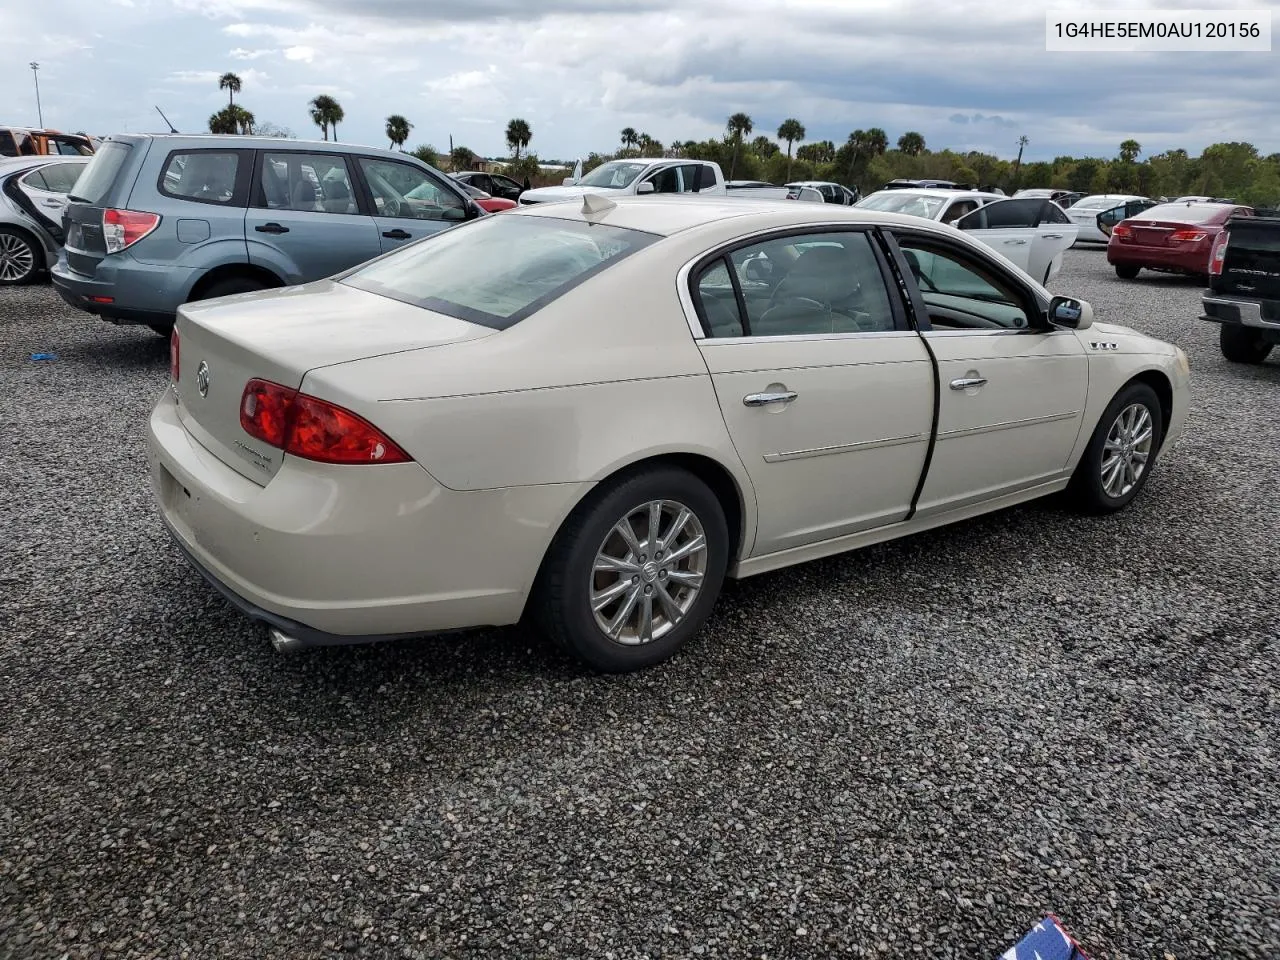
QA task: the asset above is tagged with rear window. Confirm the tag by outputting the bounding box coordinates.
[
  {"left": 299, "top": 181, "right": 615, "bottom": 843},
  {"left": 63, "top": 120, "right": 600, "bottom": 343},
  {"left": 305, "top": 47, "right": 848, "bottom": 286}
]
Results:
[
  {"left": 341, "top": 214, "right": 660, "bottom": 329},
  {"left": 69, "top": 141, "right": 130, "bottom": 204},
  {"left": 1136, "top": 203, "right": 1233, "bottom": 223}
]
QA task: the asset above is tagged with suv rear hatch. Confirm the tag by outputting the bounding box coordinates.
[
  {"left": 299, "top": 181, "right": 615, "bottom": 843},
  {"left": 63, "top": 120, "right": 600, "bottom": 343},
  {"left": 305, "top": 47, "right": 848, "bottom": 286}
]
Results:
[
  {"left": 62, "top": 139, "right": 143, "bottom": 276},
  {"left": 1211, "top": 215, "right": 1280, "bottom": 301},
  {"left": 173, "top": 281, "right": 496, "bottom": 485}
]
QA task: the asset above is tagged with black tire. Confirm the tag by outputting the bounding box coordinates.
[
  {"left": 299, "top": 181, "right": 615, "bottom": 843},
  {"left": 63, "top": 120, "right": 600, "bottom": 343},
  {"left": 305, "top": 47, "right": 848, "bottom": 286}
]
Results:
[
  {"left": 533, "top": 466, "right": 729, "bottom": 673},
  {"left": 1114, "top": 264, "right": 1140, "bottom": 280},
  {"left": 0, "top": 227, "right": 42, "bottom": 286},
  {"left": 1068, "top": 381, "right": 1164, "bottom": 514},
  {"left": 191, "top": 275, "right": 270, "bottom": 303},
  {"left": 1219, "top": 324, "right": 1273, "bottom": 365}
]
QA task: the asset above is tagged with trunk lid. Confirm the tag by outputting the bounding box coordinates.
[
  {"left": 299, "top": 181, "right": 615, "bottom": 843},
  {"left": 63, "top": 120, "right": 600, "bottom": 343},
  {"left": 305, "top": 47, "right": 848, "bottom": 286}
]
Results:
[
  {"left": 173, "top": 280, "right": 496, "bottom": 484},
  {"left": 1126, "top": 219, "right": 1185, "bottom": 246},
  {"left": 62, "top": 139, "right": 139, "bottom": 276},
  {"left": 1213, "top": 216, "right": 1280, "bottom": 300}
]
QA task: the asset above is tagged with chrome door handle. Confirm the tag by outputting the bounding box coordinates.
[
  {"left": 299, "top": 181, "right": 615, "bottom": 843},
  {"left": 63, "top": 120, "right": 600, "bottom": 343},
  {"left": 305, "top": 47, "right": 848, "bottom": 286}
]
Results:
[
  {"left": 1041, "top": 233, "right": 1064, "bottom": 239},
  {"left": 1003, "top": 239, "right": 1028, "bottom": 245},
  {"left": 950, "top": 377, "right": 988, "bottom": 390},
  {"left": 743, "top": 391, "right": 798, "bottom": 406}
]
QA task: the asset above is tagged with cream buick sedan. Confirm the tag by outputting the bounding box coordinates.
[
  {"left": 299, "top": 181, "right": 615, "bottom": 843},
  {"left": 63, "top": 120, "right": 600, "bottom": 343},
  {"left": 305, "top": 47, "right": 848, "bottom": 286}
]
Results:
[{"left": 151, "top": 195, "right": 1190, "bottom": 672}]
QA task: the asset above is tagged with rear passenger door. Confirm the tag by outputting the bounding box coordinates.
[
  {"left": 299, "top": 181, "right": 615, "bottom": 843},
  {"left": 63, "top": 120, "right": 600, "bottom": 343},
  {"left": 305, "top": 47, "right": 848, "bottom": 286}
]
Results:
[
  {"left": 690, "top": 229, "right": 935, "bottom": 557},
  {"left": 953, "top": 198, "right": 1042, "bottom": 273},
  {"left": 354, "top": 156, "right": 471, "bottom": 254},
  {"left": 245, "top": 150, "right": 382, "bottom": 282}
]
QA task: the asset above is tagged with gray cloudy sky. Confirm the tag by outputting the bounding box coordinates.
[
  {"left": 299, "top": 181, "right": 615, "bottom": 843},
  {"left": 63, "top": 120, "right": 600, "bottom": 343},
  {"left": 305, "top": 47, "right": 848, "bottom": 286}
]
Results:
[{"left": 3, "top": 0, "right": 1277, "bottom": 162}]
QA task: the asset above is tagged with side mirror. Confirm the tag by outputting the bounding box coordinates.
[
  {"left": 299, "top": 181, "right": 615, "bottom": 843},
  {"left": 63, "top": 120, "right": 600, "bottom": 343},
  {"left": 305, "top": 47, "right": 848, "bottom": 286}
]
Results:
[
  {"left": 1049, "top": 295, "right": 1093, "bottom": 330},
  {"left": 562, "top": 177, "right": 577, "bottom": 186},
  {"left": 636, "top": 181, "right": 656, "bottom": 195}
]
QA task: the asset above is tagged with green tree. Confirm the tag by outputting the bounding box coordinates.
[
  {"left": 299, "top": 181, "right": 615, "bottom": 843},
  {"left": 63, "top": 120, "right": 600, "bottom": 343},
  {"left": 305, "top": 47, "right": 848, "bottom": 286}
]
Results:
[
  {"left": 308, "top": 95, "right": 343, "bottom": 141},
  {"left": 208, "top": 104, "right": 253, "bottom": 135},
  {"left": 505, "top": 118, "right": 532, "bottom": 160},
  {"left": 725, "top": 112, "right": 753, "bottom": 179},
  {"left": 897, "top": 131, "right": 926, "bottom": 156},
  {"left": 409, "top": 144, "right": 439, "bottom": 166},
  {"left": 219, "top": 72, "right": 241, "bottom": 106},
  {"left": 750, "top": 135, "right": 779, "bottom": 158},
  {"left": 1118, "top": 139, "right": 1142, "bottom": 163},
  {"left": 620, "top": 127, "right": 638, "bottom": 153},
  {"left": 796, "top": 140, "right": 835, "bottom": 164},
  {"left": 776, "top": 118, "right": 805, "bottom": 179},
  {"left": 385, "top": 114, "right": 413, "bottom": 151},
  {"left": 863, "top": 128, "right": 888, "bottom": 156},
  {"left": 450, "top": 145, "right": 475, "bottom": 171},
  {"left": 1067, "top": 157, "right": 1101, "bottom": 193}
]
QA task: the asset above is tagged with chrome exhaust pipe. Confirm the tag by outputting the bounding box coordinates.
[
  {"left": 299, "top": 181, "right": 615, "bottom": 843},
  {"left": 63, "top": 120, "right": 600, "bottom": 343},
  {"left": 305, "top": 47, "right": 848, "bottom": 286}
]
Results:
[{"left": 269, "top": 628, "right": 306, "bottom": 654}]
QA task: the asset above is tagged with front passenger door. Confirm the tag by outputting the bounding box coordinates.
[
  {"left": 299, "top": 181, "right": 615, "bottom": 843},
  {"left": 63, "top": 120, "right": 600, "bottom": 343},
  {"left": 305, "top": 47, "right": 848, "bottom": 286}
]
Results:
[{"left": 356, "top": 157, "right": 471, "bottom": 254}]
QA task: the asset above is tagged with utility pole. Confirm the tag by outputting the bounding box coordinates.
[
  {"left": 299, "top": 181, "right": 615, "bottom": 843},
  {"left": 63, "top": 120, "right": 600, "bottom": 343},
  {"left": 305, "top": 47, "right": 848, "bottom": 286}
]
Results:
[{"left": 30, "top": 62, "right": 44, "bottom": 128}]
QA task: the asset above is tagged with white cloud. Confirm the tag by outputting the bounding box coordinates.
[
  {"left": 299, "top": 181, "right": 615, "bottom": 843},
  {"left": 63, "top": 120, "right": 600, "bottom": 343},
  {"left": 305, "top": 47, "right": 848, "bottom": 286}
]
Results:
[
  {"left": 230, "top": 46, "right": 276, "bottom": 59},
  {"left": 283, "top": 45, "right": 314, "bottom": 62}
]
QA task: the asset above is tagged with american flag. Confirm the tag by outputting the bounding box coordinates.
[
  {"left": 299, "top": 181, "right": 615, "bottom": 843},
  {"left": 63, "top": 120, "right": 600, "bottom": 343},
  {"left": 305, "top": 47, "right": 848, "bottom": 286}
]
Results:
[{"left": 1000, "top": 915, "right": 1091, "bottom": 960}]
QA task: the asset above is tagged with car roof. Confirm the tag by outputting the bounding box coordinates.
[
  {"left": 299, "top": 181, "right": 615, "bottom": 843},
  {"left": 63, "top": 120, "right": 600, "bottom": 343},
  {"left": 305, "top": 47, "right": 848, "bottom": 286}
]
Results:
[
  {"left": 509, "top": 194, "right": 976, "bottom": 239},
  {"left": 0, "top": 154, "right": 91, "bottom": 172},
  {"left": 785, "top": 181, "right": 840, "bottom": 187},
  {"left": 865, "top": 188, "right": 1004, "bottom": 201},
  {"left": 102, "top": 133, "right": 421, "bottom": 162}
]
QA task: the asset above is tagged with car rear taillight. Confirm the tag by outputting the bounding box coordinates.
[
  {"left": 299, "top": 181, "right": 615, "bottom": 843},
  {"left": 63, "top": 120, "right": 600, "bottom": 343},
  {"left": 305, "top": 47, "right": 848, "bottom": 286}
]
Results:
[
  {"left": 1112, "top": 224, "right": 1132, "bottom": 238},
  {"left": 1169, "top": 229, "right": 1208, "bottom": 242},
  {"left": 1209, "top": 231, "right": 1230, "bottom": 275},
  {"left": 239, "top": 379, "right": 411, "bottom": 465},
  {"left": 170, "top": 328, "right": 179, "bottom": 383},
  {"left": 102, "top": 208, "right": 161, "bottom": 254}
]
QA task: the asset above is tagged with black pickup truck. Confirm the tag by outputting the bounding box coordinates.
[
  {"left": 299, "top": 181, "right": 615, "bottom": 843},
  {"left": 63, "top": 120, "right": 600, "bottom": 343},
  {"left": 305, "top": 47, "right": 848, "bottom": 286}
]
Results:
[{"left": 1201, "top": 214, "right": 1280, "bottom": 364}]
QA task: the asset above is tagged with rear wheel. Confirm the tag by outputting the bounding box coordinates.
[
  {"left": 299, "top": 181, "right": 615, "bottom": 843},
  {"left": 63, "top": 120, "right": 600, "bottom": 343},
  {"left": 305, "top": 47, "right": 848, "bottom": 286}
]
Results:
[
  {"left": 192, "top": 275, "right": 270, "bottom": 302},
  {"left": 1068, "top": 381, "right": 1164, "bottom": 514},
  {"left": 0, "top": 228, "right": 40, "bottom": 285},
  {"left": 1219, "top": 324, "right": 1273, "bottom": 364},
  {"left": 533, "top": 466, "right": 729, "bottom": 673},
  {"left": 1114, "top": 264, "right": 1140, "bottom": 280}
]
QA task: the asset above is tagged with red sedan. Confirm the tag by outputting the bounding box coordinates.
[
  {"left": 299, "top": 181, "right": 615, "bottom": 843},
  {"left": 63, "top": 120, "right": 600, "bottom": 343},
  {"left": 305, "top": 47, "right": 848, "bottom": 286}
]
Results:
[
  {"left": 1108, "top": 201, "right": 1253, "bottom": 279},
  {"left": 459, "top": 182, "right": 516, "bottom": 213}
]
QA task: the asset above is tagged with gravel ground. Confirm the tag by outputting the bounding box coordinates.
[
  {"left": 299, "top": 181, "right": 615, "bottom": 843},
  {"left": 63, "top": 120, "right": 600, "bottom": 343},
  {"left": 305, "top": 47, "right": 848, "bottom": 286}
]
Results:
[{"left": 1, "top": 248, "right": 1277, "bottom": 960}]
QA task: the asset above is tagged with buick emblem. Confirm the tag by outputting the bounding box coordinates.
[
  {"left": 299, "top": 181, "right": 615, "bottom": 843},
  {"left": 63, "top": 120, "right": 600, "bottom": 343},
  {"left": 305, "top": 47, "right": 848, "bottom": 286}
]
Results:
[{"left": 196, "top": 360, "right": 210, "bottom": 398}]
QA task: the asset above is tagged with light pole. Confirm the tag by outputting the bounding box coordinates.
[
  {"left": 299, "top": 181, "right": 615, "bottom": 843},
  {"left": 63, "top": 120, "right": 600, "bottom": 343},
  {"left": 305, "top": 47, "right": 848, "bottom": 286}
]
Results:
[{"left": 30, "top": 62, "right": 44, "bottom": 128}]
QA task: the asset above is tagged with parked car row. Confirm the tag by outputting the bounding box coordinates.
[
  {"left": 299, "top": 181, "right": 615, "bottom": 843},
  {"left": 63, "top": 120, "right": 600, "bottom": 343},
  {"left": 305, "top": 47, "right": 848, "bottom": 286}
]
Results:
[{"left": 0, "top": 126, "right": 96, "bottom": 158}]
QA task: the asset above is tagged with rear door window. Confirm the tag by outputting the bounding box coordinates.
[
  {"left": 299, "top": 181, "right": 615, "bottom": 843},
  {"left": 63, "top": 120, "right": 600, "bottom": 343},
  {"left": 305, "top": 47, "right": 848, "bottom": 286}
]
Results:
[
  {"left": 22, "top": 162, "right": 83, "bottom": 194},
  {"left": 956, "top": 198, "right": 1043, "bottom": 230},
  {"left": 159, "top": 150, "right": 243, "bottom": 205},
  {"left": 259, "top": 152, "right": 357, "bottom": 214}
]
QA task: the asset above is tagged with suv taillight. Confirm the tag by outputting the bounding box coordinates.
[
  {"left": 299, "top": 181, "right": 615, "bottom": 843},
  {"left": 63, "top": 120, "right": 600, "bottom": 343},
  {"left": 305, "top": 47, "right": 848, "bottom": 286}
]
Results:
[
  {"left": 239, "top": 379, "right": 412, "bottom": 465},
  {"left": 170, "top": 327, "right": 179, "bottom": 383},
  {"left": 1209, "top": 230, "right": 1230, "bottom": 275},
  {"left": 103, "top": 208, "right": 161, "bottom": 254}
]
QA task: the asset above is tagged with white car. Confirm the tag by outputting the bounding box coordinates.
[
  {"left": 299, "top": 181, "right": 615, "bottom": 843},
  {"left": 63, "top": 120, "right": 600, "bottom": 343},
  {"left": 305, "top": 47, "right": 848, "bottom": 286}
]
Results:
[
  {"left": 151, "top": 195, "right": 1190, "bottom": 672},
  {"left": 857, "top": 189, "right": 1079, "bottom": 284},
  {"left": 1066, "top": 194, "right": 1154, "bottom": 243}
]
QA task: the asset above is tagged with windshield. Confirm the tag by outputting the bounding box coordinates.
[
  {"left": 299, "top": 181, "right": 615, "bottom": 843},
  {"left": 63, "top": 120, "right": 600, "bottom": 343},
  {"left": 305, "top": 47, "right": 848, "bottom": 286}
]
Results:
[
  {"left": 855, "top": 191, "right": 946, "bottom": 218},
  {"left": 1073, "top": 196, "right": 1126, "bottom": 210},
  {"left": 577, "top": 161, "right": 650, "bottom": 189},
  {"left": 341, "top": 214, "right": 660, "bottom": 329}
]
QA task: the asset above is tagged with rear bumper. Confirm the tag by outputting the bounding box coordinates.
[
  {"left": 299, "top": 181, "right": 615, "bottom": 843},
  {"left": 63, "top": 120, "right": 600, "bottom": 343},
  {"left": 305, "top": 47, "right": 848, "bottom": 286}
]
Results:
[
  {"left": 148, "top": 386, "right": 586, "bottom": 644},
  {"left": 51, "top": 253, "right": 194, "bottom": 323},
  {"left": 1201, "top": 293, "right": 1280, "bottom": 330},
  {"left": 1107, "top": 242, "right": 1209, "bottom": 273}
]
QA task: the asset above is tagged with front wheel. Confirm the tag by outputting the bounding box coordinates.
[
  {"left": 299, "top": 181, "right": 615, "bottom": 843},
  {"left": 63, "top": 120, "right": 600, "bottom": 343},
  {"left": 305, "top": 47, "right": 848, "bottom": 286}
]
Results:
[
  {"left": 1114, "top": 264, "right": 1140, "bottom": 280},
  {"left": 1068, "top": 381, "right": 1164, "bottom": 514},
  {"left": 533, "top": 466, "right": 729, "bottom": 673},
  {"left": 1219, "top": 324, "right": 1273, "bottom": 364},
  {"left": 0, "top": 228, "right": 40, "bottom": 285}
]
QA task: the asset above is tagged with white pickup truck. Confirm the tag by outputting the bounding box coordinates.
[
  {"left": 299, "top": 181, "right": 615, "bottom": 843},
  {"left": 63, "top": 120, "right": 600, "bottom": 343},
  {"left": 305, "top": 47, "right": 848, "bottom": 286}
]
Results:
[{"left": 516, "top": 158, "right": 825, "bottom": 206}]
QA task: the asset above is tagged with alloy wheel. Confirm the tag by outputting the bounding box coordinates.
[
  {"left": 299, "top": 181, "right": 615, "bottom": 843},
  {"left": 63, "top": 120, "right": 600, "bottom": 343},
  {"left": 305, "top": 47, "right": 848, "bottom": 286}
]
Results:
[
  {"left": 1101, "top": 402, "right": 1154, "bottom": 498},
  {"left": 0, "top": 234, "right": 35, "bottom": 282},
  {"left": 589, "top": 499, "right": 708, "bottom": 646}
]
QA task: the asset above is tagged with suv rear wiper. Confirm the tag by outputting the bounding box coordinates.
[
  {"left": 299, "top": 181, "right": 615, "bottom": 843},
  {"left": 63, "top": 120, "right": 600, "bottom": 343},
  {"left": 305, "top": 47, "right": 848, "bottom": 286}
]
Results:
[{"left": 66, "top": 194, "right": 89, "bottom": 203}]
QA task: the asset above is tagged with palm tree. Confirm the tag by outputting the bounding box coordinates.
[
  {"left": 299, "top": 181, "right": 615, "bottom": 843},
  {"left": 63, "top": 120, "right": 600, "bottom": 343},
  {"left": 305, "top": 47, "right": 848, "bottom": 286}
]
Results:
[
  {"left": 219, "top": 72, "right": 241, "bottom": 106},
  {"left": 863, "top": 127, "right": 889, "bottom": 156},
  {"left": 1013, "top": 134, "right": 1030, "bottom": 186},
  {"left": 897, "top": 131, "right": 925, "bottom": 156},
  {"left": 450, "top": 145, "right": 475, "bottom": 171},
  {"left": 776, "top": 118, "right": 805, "bottom": 179},
  {"left": 725, "top": 112, "right": 753, "bottom": 180},
  {"left": 309, "top": 95, "right": 343, "bottom": 141},
  {"left": 505, "top": 118, "right": 532, "bottom": 160},
  {"left": 385, "top": 115, "right": 412, "bottom": 150},
  {"left": 1119, "top": 139, "right": 1142, "bottom": 163},
  {"left": 620, "top": 127, "right": 639, "bottom": 154}
]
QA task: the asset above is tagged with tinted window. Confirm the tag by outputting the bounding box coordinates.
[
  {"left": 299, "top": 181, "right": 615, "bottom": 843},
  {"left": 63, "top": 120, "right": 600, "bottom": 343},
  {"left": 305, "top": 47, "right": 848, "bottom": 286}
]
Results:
[
  {"left": 1040, "top": 202, "right": 1071, "bottom": 224},
  {"left": 160, "top": 151, "right": 239, "bottom": 204},
  {"left": 940, "top": 200, "right": 978, "bottom": 225},
  {"left": 257, "top": 153, "right": 354, "bottom": 213},
  {"left": 645, "top": 165, "right": 683, "bottom": 194},
  {"left": 957, "top": 198, "right": 1042, "bottom": 229},
  {"left": 0, "top": 131, "right": 17, "bottom": 157},
  {"left": 342, "top": 214, "right": 658, "bottom": 329},
  {"left": 69, "top": 141, "right": 130, "bottom": 204},
  {"left": 896, "top": 237, "right": 1030, "bottom": 330},
  {"left": 23, "top": 162, "right": 82, "bottom": 194},
  {"left": 361, "top": 158, "right": 465, "bottom": 222},
  {"left": 678, "top": 164, "right": 705, "bottom": 193},
  {"left": 695, "top": 231, "right": 895, "bottom": 338}
]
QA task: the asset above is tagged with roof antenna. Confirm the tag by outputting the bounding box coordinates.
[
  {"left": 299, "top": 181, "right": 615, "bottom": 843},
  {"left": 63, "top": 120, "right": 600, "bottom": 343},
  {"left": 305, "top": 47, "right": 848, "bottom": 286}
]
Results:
[
  {"left": 155, "top": 105, "right": 178, "bottom": 134},
  {"left": 581, "top": 193, "right": 616, "bottom": 217}
]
